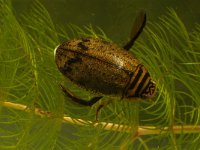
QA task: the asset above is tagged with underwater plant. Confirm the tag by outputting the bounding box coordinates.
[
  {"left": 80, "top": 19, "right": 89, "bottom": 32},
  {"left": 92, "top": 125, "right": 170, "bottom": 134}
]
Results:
[{"left": 0, "top": 0, "right": 200, "bottom": 149}]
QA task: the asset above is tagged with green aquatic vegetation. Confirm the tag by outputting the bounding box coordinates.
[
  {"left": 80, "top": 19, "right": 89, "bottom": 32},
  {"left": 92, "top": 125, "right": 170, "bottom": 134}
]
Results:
[{"left": 0, "top": 0, "right": 200, "bottom": 149}]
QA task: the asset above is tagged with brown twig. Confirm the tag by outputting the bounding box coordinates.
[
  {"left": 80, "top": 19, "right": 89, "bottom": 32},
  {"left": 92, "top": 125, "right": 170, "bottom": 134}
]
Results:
[{"left": 1, "top": 101, "right": 200, "bottom": 135}]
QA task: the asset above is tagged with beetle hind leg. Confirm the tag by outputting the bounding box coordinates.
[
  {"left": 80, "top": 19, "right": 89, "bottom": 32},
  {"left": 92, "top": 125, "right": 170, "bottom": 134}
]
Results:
[
  {"left": 59, "top": 84, "right": 102, "bottom": 106},
  {"left": 123, "top": 11, "right": 146, "bottom": 51}
]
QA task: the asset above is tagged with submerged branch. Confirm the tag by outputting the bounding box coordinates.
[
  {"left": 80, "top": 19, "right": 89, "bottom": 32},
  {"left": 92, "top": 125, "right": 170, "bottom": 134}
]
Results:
[{"left": 1, "top": 101, "right": 200, "bottom": 135}]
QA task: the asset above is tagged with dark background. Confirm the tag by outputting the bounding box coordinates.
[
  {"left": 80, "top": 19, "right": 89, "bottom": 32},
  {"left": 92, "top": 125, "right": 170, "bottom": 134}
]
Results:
[{"left": 12, "top": 0, "right": 200, "bottom": 44}]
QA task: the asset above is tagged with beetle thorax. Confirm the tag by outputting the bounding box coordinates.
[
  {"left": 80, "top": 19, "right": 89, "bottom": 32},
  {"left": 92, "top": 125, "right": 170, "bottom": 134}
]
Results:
[{"left": 125, "top": 64, "right": 156, "bottom": 98}]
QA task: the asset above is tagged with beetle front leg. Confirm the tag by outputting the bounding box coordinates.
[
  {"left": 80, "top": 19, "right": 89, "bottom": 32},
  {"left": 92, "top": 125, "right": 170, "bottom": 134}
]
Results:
[{"left": 59, "top": 84, "right": 103, "bottom": 106}]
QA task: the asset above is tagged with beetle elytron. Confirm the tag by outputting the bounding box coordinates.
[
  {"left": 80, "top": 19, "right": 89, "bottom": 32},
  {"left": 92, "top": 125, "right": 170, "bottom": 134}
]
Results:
[{"left": 54, "top": 11, "right": 156, "bottom": 120}]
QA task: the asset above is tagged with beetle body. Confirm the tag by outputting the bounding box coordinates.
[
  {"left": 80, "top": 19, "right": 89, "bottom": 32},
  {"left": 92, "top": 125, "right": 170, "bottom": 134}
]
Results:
[
  {"left": 54, "top": 11, "right": 156, "bottom": 120},
  {"left": 55, "top": 38, "right": 155, "bottom": 99}
]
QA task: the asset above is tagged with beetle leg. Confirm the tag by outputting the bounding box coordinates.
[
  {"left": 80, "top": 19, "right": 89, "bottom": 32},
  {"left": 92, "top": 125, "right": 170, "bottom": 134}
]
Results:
[
  {"left": 95, "top": 104, "right": 104, "bottom": 121},
  {"left": 123, "top": 11, "right": 146, "bottom": 51},
  {"left": 95, "top": 100, "right": 112, "bottom": 121},
  {"left": 59, "top": 84, "right": 103, "bottom": 106}
]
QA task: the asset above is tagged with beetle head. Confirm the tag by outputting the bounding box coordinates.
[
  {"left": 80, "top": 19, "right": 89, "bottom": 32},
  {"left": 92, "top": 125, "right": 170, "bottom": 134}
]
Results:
[{"left": 141, "top": 80, "right": 156, "bottom": 98}]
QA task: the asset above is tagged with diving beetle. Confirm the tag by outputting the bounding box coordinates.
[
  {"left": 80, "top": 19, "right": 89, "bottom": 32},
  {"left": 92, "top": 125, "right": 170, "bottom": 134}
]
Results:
[{"left": 54, "top": 11, "right": 156, "bottom": 120}]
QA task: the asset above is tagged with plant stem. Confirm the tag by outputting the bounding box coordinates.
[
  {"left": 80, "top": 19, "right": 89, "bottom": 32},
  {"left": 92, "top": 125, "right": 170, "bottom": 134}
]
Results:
[{"left": 1, "top": 101, "right": 200, "bottom": 135}]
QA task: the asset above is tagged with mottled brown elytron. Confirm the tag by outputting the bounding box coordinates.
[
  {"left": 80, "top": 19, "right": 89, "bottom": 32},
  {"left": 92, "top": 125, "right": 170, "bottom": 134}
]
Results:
[{"left": 54, "top": 11, "right": 156, "bottom": 118}]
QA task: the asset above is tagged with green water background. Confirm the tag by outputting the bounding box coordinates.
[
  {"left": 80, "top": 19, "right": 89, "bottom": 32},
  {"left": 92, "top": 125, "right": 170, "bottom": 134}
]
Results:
[
  {"left": 1, "top": 1, "right": 199, "bottom": 149},
  {"left": 13, "top": 0, "right": 200, "bottom": 44}
]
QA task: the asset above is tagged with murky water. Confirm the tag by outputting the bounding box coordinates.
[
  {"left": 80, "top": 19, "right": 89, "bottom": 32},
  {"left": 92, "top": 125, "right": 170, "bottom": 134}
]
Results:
[{"left": 13, "top": 0, "right": 200, "bottom": 43}]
